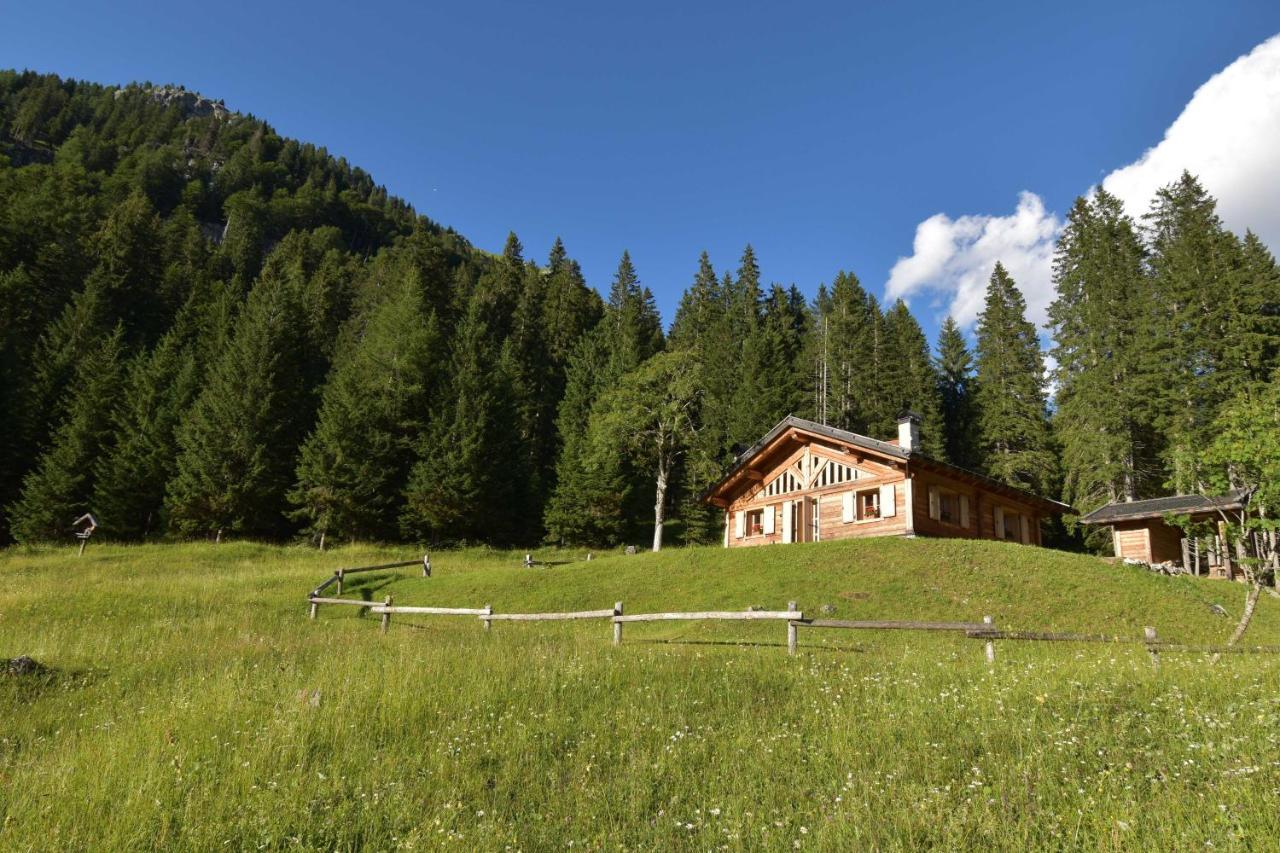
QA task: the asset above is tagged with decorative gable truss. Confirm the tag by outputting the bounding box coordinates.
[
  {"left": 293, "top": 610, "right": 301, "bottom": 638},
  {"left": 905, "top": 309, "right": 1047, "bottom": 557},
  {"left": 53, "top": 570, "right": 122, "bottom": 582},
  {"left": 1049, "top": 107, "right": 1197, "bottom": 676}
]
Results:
[
  {"left": 810, "top": 456, "right": 860, "bottom": 489},
  {"left": 763, "top": 468, "right": 802, "bottom": 498}
]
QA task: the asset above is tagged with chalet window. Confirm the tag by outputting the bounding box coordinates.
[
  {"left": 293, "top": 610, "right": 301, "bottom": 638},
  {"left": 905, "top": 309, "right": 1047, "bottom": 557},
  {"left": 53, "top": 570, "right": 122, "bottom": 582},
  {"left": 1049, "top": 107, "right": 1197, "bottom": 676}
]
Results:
[
  {"left": 764, "top": 470, "right": 801, "bottom": 498},
  {"left": 815, "top": 458, "right": 858, "bottom": 489},
  {"left": 857, "top": 488, "right": 880, "bottom": 520},
  {"left": 843, "top": 484, "right": 897, "bottom": 523},
  {"left": 993, "top": 506, "right": 1028, "bottom": 542},
  {"left": 927, "top": 485, "right": 970, "bottom": 528},
  {"left": 746, "top": 508, "right": 764, "bottom": 537}
]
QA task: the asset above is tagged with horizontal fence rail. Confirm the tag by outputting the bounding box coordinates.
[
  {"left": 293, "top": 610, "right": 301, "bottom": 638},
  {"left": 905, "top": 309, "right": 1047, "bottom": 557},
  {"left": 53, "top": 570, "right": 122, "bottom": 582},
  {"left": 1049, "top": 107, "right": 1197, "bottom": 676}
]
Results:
[{"left": 305, "top": 560, "right": 1280, "bottom": 662}]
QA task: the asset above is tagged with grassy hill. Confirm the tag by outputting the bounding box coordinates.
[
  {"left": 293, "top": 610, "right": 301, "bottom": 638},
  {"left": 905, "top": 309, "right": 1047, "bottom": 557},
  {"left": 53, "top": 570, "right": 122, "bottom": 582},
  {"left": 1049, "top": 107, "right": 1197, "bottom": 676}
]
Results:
[{"left": 3, "top": 539, "right": 1280, "bottom": 849}]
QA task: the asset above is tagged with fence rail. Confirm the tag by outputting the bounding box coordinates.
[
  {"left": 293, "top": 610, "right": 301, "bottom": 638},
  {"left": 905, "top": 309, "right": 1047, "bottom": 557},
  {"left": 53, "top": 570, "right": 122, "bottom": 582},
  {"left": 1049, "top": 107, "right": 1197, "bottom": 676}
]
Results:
[{"left": 304, "top": 559, "right": 1280, "bottom": 662}]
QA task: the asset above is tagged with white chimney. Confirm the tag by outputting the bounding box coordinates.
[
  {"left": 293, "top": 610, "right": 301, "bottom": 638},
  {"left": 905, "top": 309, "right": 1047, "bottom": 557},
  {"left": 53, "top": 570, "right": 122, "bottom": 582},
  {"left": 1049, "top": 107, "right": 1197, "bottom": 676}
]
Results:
[{"left": 897, "top": 411, "right": 921, "bottom": 452}]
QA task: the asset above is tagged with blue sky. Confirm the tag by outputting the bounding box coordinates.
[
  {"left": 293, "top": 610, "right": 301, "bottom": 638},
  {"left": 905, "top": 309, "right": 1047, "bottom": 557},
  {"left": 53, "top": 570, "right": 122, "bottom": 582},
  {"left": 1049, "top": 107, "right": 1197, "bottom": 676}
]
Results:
[{"left": 5, "top": 0, "right": 1280, "bottom": 341}]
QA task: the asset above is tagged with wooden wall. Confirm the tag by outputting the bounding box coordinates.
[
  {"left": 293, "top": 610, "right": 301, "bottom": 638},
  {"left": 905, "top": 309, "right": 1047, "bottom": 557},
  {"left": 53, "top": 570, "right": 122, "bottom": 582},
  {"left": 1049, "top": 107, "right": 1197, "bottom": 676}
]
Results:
[{"left": 910, "top": 469, "right": 1044, "bottom": 546}]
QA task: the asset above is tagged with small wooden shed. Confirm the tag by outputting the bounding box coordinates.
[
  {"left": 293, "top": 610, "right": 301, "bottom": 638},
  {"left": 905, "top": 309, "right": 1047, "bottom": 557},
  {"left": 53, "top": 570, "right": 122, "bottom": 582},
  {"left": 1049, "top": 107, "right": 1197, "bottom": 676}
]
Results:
[{"left": 1079, "top": 490, "right": 1252, "bottom": 579}]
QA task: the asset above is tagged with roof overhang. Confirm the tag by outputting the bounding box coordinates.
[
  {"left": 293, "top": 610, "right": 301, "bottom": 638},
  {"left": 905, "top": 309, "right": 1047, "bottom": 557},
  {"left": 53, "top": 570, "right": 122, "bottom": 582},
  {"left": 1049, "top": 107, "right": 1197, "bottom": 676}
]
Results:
[{"left": 702, "top": 416, "right": 1071, "bottom": 515}]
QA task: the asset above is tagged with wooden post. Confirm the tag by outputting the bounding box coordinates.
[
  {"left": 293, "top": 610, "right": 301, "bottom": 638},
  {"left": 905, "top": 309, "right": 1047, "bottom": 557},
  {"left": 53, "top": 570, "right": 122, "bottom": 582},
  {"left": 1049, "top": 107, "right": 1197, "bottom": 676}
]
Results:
[
  {"left": 1181, "top": 537, "right": 1191, "bottom": 573},
  {"left": 983, "top": 615, "right": 995, "bottom": 664},
  {"left": 422, "top": 552, "right": 431, "bottom": 577},
  {"left": 336, "top": 569, "right": 344, "bottom": 596},
  {"left": 482, "top": 604, "right": 492, "bottom": 631},
  {"left": 380, "top": 596, "right": 392, "bottom": 634},
  {"left": 1144, "top": 626, "right": 1159, "bottom": 668},
  {"left": 613, "top": 601, "right": 623, "bottom": 646},
  {"left": 787, "top": 601, "right": 798, "bottom": 656},
  {"left": 309, "top": 597, "right": 318, "bottom": 620}
]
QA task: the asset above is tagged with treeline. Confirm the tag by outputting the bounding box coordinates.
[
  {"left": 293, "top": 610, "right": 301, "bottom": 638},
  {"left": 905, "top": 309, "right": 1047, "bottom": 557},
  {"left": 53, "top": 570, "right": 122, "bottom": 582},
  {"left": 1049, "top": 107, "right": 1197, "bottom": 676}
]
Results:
[{"left": 2, "top": 72, "right": 1277, "bottom": 551}]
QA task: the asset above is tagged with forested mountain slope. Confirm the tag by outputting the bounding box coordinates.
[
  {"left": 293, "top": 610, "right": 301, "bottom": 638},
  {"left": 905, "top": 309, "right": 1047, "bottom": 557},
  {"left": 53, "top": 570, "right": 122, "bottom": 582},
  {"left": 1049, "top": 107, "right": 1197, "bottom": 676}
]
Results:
[{"left": 2, "top": 70, "right": 1277, "bottom": 554}]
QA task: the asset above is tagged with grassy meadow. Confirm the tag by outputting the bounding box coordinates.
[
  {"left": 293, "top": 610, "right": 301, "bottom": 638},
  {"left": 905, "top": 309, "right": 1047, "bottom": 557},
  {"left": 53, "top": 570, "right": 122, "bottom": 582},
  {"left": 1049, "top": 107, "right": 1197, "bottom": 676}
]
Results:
[{"left": 3, "top": 538, "right": 1280, "bottom": 850}]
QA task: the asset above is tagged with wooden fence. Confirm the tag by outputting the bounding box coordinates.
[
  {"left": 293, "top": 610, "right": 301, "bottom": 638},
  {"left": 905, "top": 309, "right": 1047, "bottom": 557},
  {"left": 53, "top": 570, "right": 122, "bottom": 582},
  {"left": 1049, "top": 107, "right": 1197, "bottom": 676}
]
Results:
[{"left": 304, "top": 559, "right": 1280, "bottom": 662}]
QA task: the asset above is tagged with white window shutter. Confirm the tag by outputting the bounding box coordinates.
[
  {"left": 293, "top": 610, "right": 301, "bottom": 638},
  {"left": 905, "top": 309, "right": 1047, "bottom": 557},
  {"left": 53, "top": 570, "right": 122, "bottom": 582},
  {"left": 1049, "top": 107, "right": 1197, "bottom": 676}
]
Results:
[
  {"left": 763, "top": 505, "right": 776, "bottom": 535},
  {"left": 928, "top": 486, "right": 940, "bottom": 520},
  {"left": 782, "top": 501, "right": 793, "bottom": 543},
  {"left": 735, "top": 510, "right": 745, "bottom": 539},
  {"left": 994, "top": 506, "right": 1005, "bottom": 539},
  {"left": 959, "top": 495, "right": 970, "bottom": 529},
  {"left": 841, "top": 491, "right": 854, "bottom": 523},
  {"left": 1020, "top": 514, "right": 1031, "bottom": 544},
  {"left": 879, "top": 484, "right": 896, "bottom": 518}
]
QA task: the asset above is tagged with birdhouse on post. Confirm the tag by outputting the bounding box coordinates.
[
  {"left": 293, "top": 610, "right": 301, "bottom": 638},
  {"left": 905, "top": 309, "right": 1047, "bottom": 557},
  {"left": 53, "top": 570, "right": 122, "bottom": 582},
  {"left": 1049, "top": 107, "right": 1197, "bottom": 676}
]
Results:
[{"left": 72, "top": 513, "right": 98, "bottom": 557}]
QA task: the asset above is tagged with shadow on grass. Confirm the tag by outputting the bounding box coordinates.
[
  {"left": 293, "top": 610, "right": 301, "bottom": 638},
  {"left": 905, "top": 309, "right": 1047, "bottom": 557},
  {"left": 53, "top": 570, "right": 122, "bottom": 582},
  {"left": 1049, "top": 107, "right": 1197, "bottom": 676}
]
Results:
[{"left": 630, "top": 638, "right": 870, "bottom": 654}]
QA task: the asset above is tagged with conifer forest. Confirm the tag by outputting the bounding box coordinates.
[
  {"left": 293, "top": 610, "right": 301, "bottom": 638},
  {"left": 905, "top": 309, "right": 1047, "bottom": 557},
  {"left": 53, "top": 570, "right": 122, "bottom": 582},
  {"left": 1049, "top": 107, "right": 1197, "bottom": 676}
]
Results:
[{"left": 2, "top": 71, "right": 1278, "bottom": 550}]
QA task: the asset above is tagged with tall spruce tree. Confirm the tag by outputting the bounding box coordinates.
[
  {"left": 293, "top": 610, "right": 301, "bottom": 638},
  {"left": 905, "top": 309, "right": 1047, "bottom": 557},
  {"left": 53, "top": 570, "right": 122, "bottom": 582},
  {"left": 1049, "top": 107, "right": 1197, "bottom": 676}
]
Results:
[
  {"left": 815, "top": 271, "right": 885, "bottom": 435},
  {"left": 935, "top": 316, "right": 979, "bottom": 469},
  {"left": 544, "top": 251, "right": 663, "bottom": 546},
  {"left": 290, "top": 269, "right": 442, "bottom": 547},
  {"left": 1049, "top": 190, "right": 1153, "bottom": 530},
  {"left": 402, "top": 290, "right": 521, "bottom": 544},
  {"left": 8, "top": 328, "right": 125, "bottom": 542},
  {"left": 165, "top": 270, "right": 313, "bottom": 540},
  {"left": 90, "top": 327, "right": 200, "bottom": 539},
  {"left": 880, "top": 299, "right": 945, "bottom": 457},
  {"left": 974, "top": 262, "right": 1055, "bottom": 494}
]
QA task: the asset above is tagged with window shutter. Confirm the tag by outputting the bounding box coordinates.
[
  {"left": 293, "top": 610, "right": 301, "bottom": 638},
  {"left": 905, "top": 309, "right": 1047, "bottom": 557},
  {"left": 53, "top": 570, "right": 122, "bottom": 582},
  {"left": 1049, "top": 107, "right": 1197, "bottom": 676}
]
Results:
[
  {"left": 734, "top": 510, "right": 745, "bottom": 539},
  {"left": 1020, "top": 514, "right": 1031, "bottom": 544},
  {"left": 782, "top": 501, "right": 793, "bottom": 543},
  {"left": 842, "top": 491, "right": 854, "bottom": 523},
  {"left": 763, "top": 505, "right": 776, "bottom": 535},
  {"left": 879, "top": 484, "right": 896, "bottom": 517},
  {"left": 928, "top": 486, "right": 940, "bottom": 520},
  {"left": 959, "top": 495, "right": 970, "bottom": 529},
  {"left": 993, "top": 506, "right": 1005, "bottom": 539}
]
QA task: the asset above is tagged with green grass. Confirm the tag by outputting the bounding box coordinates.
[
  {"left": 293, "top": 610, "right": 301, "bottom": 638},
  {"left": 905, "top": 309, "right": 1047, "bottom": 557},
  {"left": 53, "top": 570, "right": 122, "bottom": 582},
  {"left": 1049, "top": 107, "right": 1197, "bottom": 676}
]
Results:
[{"left": 3, "top": 538, "right": 1279, "bottom": 850}]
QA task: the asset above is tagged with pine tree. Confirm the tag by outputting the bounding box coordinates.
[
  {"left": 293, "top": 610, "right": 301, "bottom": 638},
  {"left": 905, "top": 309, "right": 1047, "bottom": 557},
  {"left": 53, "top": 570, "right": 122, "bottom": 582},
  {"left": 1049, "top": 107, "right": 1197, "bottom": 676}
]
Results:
[
  {"left": 91, "top": 328, "right": 200, "bottom": 539},
  {"left": 290, "top": 271, "right": 442, "bottom": 547},
  {"left": 1141, "top": 172, "right": 1247, "bottom": 491},
  {"left": 935, "top": 316, "right": 979, "bottom": 469},
  {"left": 974, "top": 262, "right": 1055, "bottom": 494},
  {"left": 880, "top": 299, "right": 945, "bottom": 457},
  {"left": 8, "top": 329, "right": 125, "bottom": 542},
  {"left": 1049, "top": 190, "right": 1153, "bottom": 528},
  {"left": 165, "top": 272, "right": 312, "bottom": 540},
  {"left": 543, "top": 252, "right": 663, "bottom": 546},
  {"left": 402, "top": 292, "right": 521, "bottom": 544},
  {"left": 817, "top": 271, "right": 885, "bottom": 435}
]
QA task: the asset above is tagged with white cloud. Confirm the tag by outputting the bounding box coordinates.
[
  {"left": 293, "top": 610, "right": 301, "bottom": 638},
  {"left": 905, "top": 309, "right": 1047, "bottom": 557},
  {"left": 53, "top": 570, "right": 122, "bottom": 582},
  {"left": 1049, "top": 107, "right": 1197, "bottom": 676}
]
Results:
[
  {"left": 1102, "top": 33, "right": 1280, "bottom": 247},
  {"left": 885, "top": 191, "right": 1060, "bottom": 329},
  {"left": 885, "top": 32, "right": 1280, "bottom": 333}
]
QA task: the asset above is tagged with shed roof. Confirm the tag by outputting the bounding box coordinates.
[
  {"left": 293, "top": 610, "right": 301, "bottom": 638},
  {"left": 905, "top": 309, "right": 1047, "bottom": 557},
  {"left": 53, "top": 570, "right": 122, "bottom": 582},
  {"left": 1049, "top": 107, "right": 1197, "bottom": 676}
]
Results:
[{"left": 1078, "top": 489, "right": 1252, "bottom": 525}]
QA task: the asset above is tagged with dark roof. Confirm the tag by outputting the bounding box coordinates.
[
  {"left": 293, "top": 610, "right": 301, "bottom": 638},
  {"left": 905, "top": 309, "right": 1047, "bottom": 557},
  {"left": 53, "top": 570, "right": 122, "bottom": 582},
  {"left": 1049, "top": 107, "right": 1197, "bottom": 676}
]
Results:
[
  {"left": 703, "top": 415, "right": 1071, "bottom": 512},
  {"left": 1078, "top": 490, "right": 1252, "bottom": 525}
]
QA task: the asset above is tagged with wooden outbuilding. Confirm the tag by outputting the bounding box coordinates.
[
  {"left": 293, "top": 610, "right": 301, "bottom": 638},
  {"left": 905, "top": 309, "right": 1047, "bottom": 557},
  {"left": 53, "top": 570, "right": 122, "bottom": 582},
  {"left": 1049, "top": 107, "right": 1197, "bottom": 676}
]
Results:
[
  {"left": 704, "top": 414, "right": 1070, "bottom": 549},
  {"left": 1078, "top": 490, "right": 1252, "bottom": 579}
]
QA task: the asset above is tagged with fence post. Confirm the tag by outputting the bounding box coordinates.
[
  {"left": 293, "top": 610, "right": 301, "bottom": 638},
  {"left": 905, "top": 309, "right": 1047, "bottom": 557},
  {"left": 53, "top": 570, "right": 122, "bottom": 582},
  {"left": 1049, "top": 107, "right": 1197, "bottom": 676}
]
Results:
[
  {"left": 787, "top": 601, "right": 799, "bottom": 656},
  {"left": 380, "top": 595, "right": 392, "bottom": 634},
  {"left": 1144, "top": 626, "right": 1160, "bottom": 668},
  {"left": 482, "top": 604, "right": 492, "bottom": 631},
  {"left": 613, "top": 601, "right": 623, "bottom": 646},
  {"left": 309, "top": 596, "right": 318, "bottom": 620},
  {"left": 983, "top": 615, "right": 995, "bottom": 664},
  {"left": 336, "top": 569, "right": 344, "bottom": 596},
  {"left": 423, "top": 552, "right": 431, "bottom": 577}
]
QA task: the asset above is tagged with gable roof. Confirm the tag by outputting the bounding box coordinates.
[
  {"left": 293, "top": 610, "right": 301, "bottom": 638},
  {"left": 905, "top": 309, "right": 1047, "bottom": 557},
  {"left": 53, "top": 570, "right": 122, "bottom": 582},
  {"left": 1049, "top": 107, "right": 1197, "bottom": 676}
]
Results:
[
  {"left": 703, "top": 415, "right": 1071, "bottom": 513},
  {"left": 1078, "top": 489, "right": 1252, "bottom": 525}
]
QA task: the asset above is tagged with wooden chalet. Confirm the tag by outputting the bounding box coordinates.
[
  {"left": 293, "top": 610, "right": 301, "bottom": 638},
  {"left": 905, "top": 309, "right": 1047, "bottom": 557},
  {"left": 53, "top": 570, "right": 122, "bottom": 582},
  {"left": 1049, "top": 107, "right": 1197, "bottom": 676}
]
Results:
[
  {"left": 1079, "top": 490, "right": 1253, "bottom": 579},
  {"left": 704, "top": 414, "right": 1070, "bottom": 549}
]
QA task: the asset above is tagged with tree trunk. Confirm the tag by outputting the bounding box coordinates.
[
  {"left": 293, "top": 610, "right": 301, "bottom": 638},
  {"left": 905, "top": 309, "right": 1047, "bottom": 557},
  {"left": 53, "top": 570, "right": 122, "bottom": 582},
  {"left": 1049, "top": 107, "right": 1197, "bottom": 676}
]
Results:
[
  {"left": 215, "top": 527, "right": 222, "bottom": 544},
  {"left": 318, "top": 530, "right": 326, "bottom": 552},
  {"left": 652, "top": 465, "right": 668, "bottom": 552},
  {"left": 1226, "top": 583, "right": 1262, "bottom": 647}
]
